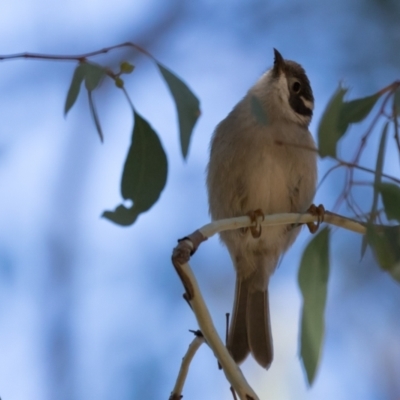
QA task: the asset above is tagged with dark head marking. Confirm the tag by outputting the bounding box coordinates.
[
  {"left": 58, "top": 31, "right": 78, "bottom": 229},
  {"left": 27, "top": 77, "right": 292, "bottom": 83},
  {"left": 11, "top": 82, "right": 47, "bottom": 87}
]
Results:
[
  {"left": 271, "top": 49, "right": 314, "bottom": 118},
  {"left": 285, "top": 60, "right": 314, "bottom": 117}
]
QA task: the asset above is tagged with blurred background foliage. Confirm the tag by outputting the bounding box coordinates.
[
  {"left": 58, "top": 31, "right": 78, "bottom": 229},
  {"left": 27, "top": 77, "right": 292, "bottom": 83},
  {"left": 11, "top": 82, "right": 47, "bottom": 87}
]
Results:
[{"left": 0, "top": 0, "right": 400, "bottom": 399}]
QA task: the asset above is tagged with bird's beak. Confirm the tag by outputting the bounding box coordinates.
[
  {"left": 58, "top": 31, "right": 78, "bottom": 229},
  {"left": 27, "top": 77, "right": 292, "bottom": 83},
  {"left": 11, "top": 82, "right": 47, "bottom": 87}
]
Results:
[{"left": 273, "top": 48, "right": 284, "bottom": 75}]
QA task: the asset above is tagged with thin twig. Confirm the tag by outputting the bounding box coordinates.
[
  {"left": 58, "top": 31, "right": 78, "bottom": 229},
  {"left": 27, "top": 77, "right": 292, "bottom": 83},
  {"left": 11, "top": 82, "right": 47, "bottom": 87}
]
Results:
[
  {"left": 0, "top": 42, "right": 155, "bottom": 62},
  {"left": 326, "top": 82, "right": 400, "bottom": 217},
  {"left": 169, "top": 333, "right": 205, "bottom": 400},
  {"left": 173, "top": 260, "right": 258, "bottom": 400},
  {"left": 334, "top": 158, "right": 400, "bottom": 184}
]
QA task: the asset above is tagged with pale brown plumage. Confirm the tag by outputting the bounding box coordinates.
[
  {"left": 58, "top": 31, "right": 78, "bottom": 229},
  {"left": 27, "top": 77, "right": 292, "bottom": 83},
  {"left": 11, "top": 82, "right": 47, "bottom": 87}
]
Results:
[{"left": 206, "top": 49, "right": 317, "bottom": 368}]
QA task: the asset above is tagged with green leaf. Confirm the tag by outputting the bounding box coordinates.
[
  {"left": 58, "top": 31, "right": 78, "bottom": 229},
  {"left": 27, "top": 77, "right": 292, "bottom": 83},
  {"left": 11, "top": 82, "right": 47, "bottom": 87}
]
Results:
[
  {"left": 367, "top": 225, "right": 400, "bottom": 283},
  {"left": 250, "top": 95, "right": 269, "bottom": 125},
  {"left": 339, "top": 92, "right": 381, "bottom": 129},
  {"left": 83, "top": 62, "right": 106, "bottom": 91},
  {"left": 64, "top": 62, "right": 106, "bottom": 116},
  {"left": 378, "top": 182, "right": 400, "bottom": 222},
  {"left": 361, "top": 123, "right": 389, "bottom": 258},
  {"left": 394, "top": 89, "right": 400, "bottom": 116},
  {"left": 370, "top": 122, "right": 389, "bottom": 222},
  {"left": 298, "top": 227, "right": 330, "bottom": 385},
  {"left": 157, "top": 63, "right": 200, "bottom": 159},
  {"left": 318, "top": 86, "right": 348, "bottom": 158},
  {"left": 318, "top": 88, "right": 383, "bottom": 159},
  {"left": 87, "top": 91, "right": 103, "bottom": 142},
  {"left": 64, "top": 63, "right": 86, "bottom": 115},
  {"left": 103, "top": 111, "right": 168, "bottom": 226}
]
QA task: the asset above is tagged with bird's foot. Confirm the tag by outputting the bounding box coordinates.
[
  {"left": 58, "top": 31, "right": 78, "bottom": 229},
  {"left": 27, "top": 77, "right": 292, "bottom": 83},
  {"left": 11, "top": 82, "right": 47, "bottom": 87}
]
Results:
[
  {"left": 243, "top": 209, "right": 264, "bottom": 238},
  {"left": 306, "top": 204, "right": 325, "bottom": 233}
]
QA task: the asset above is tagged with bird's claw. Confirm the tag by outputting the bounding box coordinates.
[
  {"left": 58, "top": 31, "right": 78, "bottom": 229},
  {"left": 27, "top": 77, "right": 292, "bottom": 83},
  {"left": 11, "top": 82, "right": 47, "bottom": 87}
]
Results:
[
  {"left": 306, "top": 204, "right": 325, "bottom": 233},
  {"left": 244, "top": 209, "right": 264, "bottom": 238}
]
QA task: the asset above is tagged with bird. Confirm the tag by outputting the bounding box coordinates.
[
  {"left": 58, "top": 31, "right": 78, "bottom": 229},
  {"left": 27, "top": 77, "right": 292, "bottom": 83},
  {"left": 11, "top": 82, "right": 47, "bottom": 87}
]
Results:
[{"left": 206, "top": 49, "right": 317, "bottom": 369}]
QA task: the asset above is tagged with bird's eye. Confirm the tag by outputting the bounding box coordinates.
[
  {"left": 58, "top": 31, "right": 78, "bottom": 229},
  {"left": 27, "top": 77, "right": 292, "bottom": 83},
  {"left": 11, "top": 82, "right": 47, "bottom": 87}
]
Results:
[{"left": 292, "top": 81, "right": 301, "bottom": 93}]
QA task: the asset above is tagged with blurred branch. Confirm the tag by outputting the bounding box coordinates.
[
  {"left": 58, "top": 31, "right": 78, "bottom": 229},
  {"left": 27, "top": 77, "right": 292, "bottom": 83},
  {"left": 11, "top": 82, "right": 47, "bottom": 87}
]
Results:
[
  {"left": 330, "top": 158, "right": 400, "bottom": 185},
  {"left": 169, "top": 331, "right": 205, "bottom": 400},
  {"left": 0, "top": 42, "right": 155, "bottom": 63},
  {"left": 311, "top": 81, "right": 400, "bottom": 221}
]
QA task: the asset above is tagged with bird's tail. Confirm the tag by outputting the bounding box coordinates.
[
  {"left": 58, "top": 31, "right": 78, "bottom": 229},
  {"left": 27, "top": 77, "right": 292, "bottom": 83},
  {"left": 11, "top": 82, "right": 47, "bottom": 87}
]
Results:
[{"left": 227, "top": 277, "right": 273, "bottom": 369}]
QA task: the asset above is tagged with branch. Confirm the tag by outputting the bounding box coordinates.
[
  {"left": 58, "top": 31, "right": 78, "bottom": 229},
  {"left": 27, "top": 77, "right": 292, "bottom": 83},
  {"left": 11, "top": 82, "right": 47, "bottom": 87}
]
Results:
[
  {"left": 334, "top": 158, "right": 400, "bottom": 185},
  {"left": 172, "top": 241, "right": 259, "bottom": 400},
  {"left": 171, "top": 209, "right": 369, "bottom": 399},
  {"left": 0, "top": 42, "right": 154, "bottom": 62},
  {"left": 169, "top": 331, "right": 205, "bottom": 400},
  {"left": 200, "top": 210, "right": 366, "bottom": 238}
]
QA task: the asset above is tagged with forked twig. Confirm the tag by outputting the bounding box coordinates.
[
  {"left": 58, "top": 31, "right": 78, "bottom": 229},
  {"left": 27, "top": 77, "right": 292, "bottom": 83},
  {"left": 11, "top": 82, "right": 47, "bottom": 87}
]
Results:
[{"left": 171, "top": 209, "right": 368, "bottom": 400}]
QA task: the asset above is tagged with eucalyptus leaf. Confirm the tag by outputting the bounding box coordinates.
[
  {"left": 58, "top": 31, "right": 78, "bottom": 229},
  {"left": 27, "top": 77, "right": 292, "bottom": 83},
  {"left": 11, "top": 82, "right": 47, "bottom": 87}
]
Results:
[
  {"left": 394, "top": 89, "right": 400, "bottom": 116},
  {"left": 298, "top": 227, "right": 330, "bottom": 385},
  {"left": 65, "top": 62, "right": 106, "bottom": 118},
  {"left": 318, "top": 86, "right": 348, "bottom": 158},
  {"left": 370, "top": 122, "right": 389, "bottom": 222},
  {"left": 339, "top": 92, "right": 381, "bottom": 130},
  {"left": 378, "top": 182, "right": 400, "bottom": 222},
  {"left": 367, "top": 225, "right": 400, "bottom": 283},
  {"left": 250, "top": 95, "right": 269, "bottom": 125},
  {"left": 103, "top": 111, "right": 168, "bottom": 226},
  {"left": 157, "top": 63, "right": 200, "bottom": 159},
  {"left": 83, "top": 62, "right": 106, "bottom": 91},
  {"left": 87, "top": 91, "right": 103, "bottom": 142},
  {"left": 64, "top": 63, "right": 86, "bottom": 115}
]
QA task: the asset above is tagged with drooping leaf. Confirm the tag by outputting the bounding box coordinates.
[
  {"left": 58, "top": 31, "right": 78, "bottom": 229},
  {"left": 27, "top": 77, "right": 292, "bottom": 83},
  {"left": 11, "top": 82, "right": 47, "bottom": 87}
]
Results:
[
  {"left": 157, "top": 63, "right": 200, "bottom": 159},
  {"left": 87, "top": 91, "right": 104, "bottom": 142},
  {"left": 318, "top": 86, "right": 348, "bottom": 158},
  {"left": 394, "top": 89, "right": 400, "bottom": 116},
  {"left": 120, "top": 111, "right": 168, "bottom": 205},
  {"left": 378, "top": 183, "right": 400, "bottom": 222},
  {"left": 367, "top": 225, "right": 400, "bottom": 283},
  {"left": 103, "top": 111, "right": 168, "bottom": 226},
  {"left": 361, "top": 123, "right": 389, "bottom": 258},
  {"left": 64, "top": 62, "right": 106, "bottom": 117},
  {"left": 83, "top": 62, "right": 106, "bottom": 91},
  {"left": 298, "top": 227, "right": 330, "bottom": 385},
  {"left": 250, "top": 95, "right": 269, "bottom": 125},
  {"left": 339, "top": 92, "right": 381, "bottom": 130},
  {"left": 370, "top": 122, "right": 389, "bottom": 221},
  {"left": 64, "top": 63, "right": 86, "bottom": 115}
]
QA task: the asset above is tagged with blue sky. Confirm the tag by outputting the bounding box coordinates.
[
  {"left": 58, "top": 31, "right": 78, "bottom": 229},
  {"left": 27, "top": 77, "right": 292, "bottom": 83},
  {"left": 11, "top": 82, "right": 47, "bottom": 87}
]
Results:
[{"left": 0, "top": 1, "right": 399, "bottom": 400}]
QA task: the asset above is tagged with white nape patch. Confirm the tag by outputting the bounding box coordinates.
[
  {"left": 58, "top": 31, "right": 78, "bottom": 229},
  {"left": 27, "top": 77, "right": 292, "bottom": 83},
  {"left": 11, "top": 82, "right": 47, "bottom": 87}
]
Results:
[
  {"left": 275, "top": 71, "right": 290, "bottom": 104},
  {"left": 301, "top": 96, "right": 314, "bottom": 110}
]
